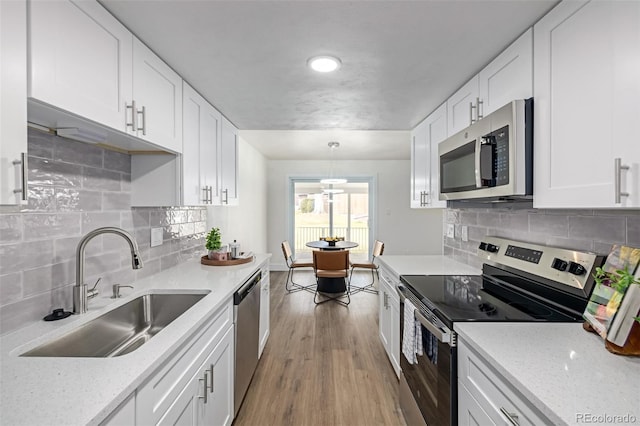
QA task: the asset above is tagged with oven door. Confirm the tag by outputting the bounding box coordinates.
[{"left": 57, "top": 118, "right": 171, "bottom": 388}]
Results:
[{"left": 398, "top": 286, "right": 456, "bottom": 426}]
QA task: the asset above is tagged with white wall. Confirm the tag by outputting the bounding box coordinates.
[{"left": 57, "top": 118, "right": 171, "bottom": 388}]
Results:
[
  {"left": 207, "top": 137, "right": 268, "bottom": 255},
  {"left": 267, "top": 159, "right": 443, "bottom": 270}
]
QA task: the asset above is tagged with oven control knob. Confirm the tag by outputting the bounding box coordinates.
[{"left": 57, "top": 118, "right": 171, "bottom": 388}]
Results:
[
  {"left": 551, "top": 258, "right": 568, "bottom": 271},
  {"left": 486, "top": 244, "right": 499, "bottom": 253},
  {"left": 568, "top": 262, "right": 586, "bottom": 276}
]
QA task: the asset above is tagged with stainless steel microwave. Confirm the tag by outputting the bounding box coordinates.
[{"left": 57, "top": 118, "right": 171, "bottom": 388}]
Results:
[{"left": 438, "top": 99, "right": 533, "bottom": 201}]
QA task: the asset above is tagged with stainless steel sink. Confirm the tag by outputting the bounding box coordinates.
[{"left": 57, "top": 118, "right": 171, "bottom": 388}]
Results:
[{"left": 22, "top": 293, "right": 207, "bottom": 358}]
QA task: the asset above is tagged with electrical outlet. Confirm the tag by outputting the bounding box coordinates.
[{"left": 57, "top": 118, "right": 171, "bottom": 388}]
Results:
[
  {"left": 446, "top": 224, "right": 455, "bottom": 239},
  {"left": 461, "top": 225, "right": 469, "bottom": 242},
  {"left": 151, "top": 227, "right": 163, "bottom": 247}
]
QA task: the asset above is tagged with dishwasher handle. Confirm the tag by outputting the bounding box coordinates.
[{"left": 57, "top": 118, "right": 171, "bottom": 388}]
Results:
[{"left": 234, "top": 270, "right": 262, "bottom": 305}]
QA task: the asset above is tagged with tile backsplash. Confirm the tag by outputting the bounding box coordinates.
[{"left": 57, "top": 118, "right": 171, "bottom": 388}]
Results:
[
  {"left": 0, "top": 129, "right": 206, "bottom": 335},
  {"left": 444, "top": 207, "right": 640, "bottom": 269}
]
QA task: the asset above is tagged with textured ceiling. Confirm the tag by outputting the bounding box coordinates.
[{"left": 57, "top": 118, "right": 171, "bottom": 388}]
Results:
[{"left": 99, "top": 0, "right": 557, "bottom": 158}]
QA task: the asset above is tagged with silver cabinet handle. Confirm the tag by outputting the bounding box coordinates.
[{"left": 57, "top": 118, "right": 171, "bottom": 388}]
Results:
[
  {"left": 12, "top": 152, "right": 28, "bottom": 201},
  {"left": 499, "top": 407, "right": 520, "bottom": 426},
  {"left": 383, "top": 292, "right": 388, "bottom": 309},
  {"left": 137, "top": 105, "right": 146, "bottom": 136},
  {"left": 223, "top": 188, "right": 229, "bottom": 204},
  {"left": 208, "top": 364, "right": 214, "bottom": 393},
  {"left": 470, "top": 101, "right": 476, "bottom": 124},
  {"left": 614, "top": 158, "right": 630, "bottom": 204},
  {"left": 208, "top": 186, "right": 213, "bottom": 204},
  {"left": 424, "top": 191, "right": 429, "bottom": 205},
  {"left": 198, "top": 373, "right": 208, "bottom": 404},
  {"left": 476, "top": 97, "right": 483, "bottom": 120},
  {"left": 202, "top": 187, "right": 209, "bottom": 204},
  {"left": 126, "top": 101, "right": 137, "bottom": 132}
]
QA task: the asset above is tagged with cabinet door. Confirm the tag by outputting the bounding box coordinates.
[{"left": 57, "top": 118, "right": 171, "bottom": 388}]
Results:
[
  {"left": 28, "top": 0, "right": 133, "bottom": 132},
  {"left": 388, "top": 290, "right": 401, "bottom": 378},
  {"left": 533, "top": 0, "right": 640, "bottom": 208},
  {"left": 156, "top": 369, "right": 203, "bottom": 426},
  {"left": 182, "top": 83, "right": 221, "bottom": 205},
  {"left": 0, "top": 0, "right": 28, "bottom": 205},
  {"left": 378, "top": 276, "right": 392, "bottom": 356},
  {"left": 479, "top": 28, "right": 532, "bottom": 116},
  {"left": 201, "top": 326, "right": 234, "bottom": 426},
  {"left": 426, "top": 103, "right": 447, "bottom": 208},
  {"left": 447, "top": 76, "right": 479, "bottom": 136},
  {"left": 259, "top": 273, "right": 270, "bottom": 357},
  {"left": 410, "top": 121, "right": 428, "bottom": 208},
  {"left": 219, "top": 117, "right": 239, "bottom": 206},
  {"left": 458, "top": 382, "right": 496, "bottom": 426},
  {"left": 133, "top": 38, "right": 183, "bottom": 153}
]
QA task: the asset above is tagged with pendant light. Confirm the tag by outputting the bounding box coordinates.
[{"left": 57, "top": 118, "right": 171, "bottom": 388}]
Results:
[{"left": 321, "top": 141, "right": 347, "bottom": 186}]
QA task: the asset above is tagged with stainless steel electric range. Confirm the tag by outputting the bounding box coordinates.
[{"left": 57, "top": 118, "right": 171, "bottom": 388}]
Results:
[{"left": 397, "top": 237, "right": 606, "bottom": 426}]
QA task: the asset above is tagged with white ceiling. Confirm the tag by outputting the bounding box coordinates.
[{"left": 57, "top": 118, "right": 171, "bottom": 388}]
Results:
[{"left": 100, "top": 0, "right": 557, "bottom": 159}]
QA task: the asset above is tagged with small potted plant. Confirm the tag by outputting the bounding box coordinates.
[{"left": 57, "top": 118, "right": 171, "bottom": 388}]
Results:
[{"left": 206, "top": 227, "right": 227, "bottom": 260}]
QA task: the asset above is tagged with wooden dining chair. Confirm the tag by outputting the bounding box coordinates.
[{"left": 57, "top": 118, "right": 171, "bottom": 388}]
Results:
[
  {"left": 313, "top": 250, "right": 350, "bottom": 306},
  {"left": 282, "top": 240, "right": 314, "bottom": 293},
  {"left": 349, "top": 240, "right": 384, "bottom": 294}
]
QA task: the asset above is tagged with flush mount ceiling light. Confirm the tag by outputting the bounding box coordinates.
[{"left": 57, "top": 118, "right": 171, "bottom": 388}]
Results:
[
  {"left": 320, "top": 141, "right": 347, "bottom": 185},
  {"left": 307, "top": 55, "right": 341, "bottom": 73}
]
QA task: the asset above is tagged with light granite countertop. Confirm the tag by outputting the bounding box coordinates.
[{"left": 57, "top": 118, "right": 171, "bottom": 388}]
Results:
[
  {"left": 0, "top": 254, "right": 271, "bottom": 426},
  {"left": 377, "top": 254, "right": 481, "bottom": 276},
  {"left": 455, "top": 322, "right": 640, "bottom": 426}
]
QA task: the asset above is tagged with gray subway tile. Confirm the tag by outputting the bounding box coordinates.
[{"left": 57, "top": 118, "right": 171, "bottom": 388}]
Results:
[
  {"left": 544, "top": 236, "right": 592, "bottom": 252},
  {"left": 477, "top": 212, "right": 500, "bottom": 228},
  {"left": 28, "top": 157, "right": 83, "bottom": 187},
  {"left": 627, "top": 215, "right": 640, "bottom": 246},
  {"left": 0, "top": 272, "right": 23, "bottom": 306},
  {"left": 23, "top": 213, "right": 81, "bottom": 241},
  {"left": 0, "top": 214, "right": 23, "bottom": 244},
  {"left": 55, "top": 235, "right": 103, "bottom": 261},
  {"left": 499, "top": 212, "right": 529, "bottom": 232},
  {"left": 103, "top": 191, "right": 131, "bottom": 211},
  {"left": 22, "top": 261, "right": 74, "bottom": 297},
  {"left": 83, "top": 167, "right": 122, "bottom": 191},
  {"left": 135, "top": 258, "right": 161, "bottom": 280},
  {"left": 104, "top": 150, "right": 131, "bottom": 174},
  {"left": 121, "top": 173, "right": 131, "bottom": 192},
  {"left": 83, "top": 252, "right": 122, "bottom": 279},
  {"left": 54, "top": 137, "right": 103, "bottom": 168},
  {"left": 0, "top": 240, "right": 54, "bottom": 277},
  {"left": 134, "top": 228, "right": 151, "bottom": 249},
  {"left": 27, "top": 129, "right": 54, "bottom": 159},
  {"left": 160, "top": 253, "right": 180, "bottom": 270},
  {"left": 459, "top": 211, "right": 478, "bottom": 225},
  {"left": 131, "top": 209, "right": 150, "bottom": 228},
  {"left": 55, "top": 188, "right": 102, "bottom": 212},
  {"left": 529, "top": 214, "right": 568, "bottom": 237},
  {"left": 25, "top": 186, "right": 56, "bottom": 212},
  {"left": 81, "top": 212, "right": 121, "bottom": 233},
  {"left": 150, "top": 209, "right": 172, "bottom": 227},
  {"left": 171, "top": 210, "right": 188, "bottom": 224},
  {"left": 468, "top": 226, "right": 487, "bottom": 242},
  {"left": 0, "top": 292, "right": 56, "bottom": 336},
  {"left": 593, "top": 241, "right": 616, "bottom": 256},
  {"left": 568, "top": 216, "right": 626, "bottom": 244}
]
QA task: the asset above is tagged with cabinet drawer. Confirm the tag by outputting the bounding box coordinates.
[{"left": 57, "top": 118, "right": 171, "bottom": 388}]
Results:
[
  {"left": 137, "top": 300, "right": 233, "bottom": 424},
  {"left": 458, "top": 341, "right": 550, "bottom": 426}
]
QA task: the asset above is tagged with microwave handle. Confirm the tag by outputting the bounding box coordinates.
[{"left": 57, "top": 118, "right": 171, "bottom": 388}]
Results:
[{"left": 475, "top": 137, "right": 483, "bottom": 188}]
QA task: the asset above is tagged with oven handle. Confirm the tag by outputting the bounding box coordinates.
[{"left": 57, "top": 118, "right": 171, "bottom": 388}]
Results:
[{"left": 397, "top": 285, "right": 451, "bottom": 345}]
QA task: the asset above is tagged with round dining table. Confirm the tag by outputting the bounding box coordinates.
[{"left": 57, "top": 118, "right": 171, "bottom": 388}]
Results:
[{"left": 305, "top": 240, "right": 359, "bottom": 251}]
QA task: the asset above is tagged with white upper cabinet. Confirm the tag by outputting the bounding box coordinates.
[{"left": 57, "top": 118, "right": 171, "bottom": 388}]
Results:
[
  {"left": 182, "top": 82, "right": 221, "bottom": 205},
  {"left": 447, "top": 29, "right": 533, "bottom": 137},
  {"left": 28, "top": 0, "right": 183, "bottom": 153},
  {"left": 220, "top": 117, "right": 239, "bottom": 206},
  {"left": 533, "top": 0, "right": 640, "bottom": 208},
  {"left": 411, "top": 103, "right": 447, "bottom": 208},
  {"left": 28, "top": 0, "right": 132, "bottom": 132},
  {"left": 132, "top": 38, "right": 183, "bottom": 153},
  {"left": 1, "top": 0, "right": 28, "bottom": 205},
  {"left": 447, "top": 76, "right": 479, "bottom": 137},
  {"left": 479, "top": 28, "right": 532, "bottom": 116}
]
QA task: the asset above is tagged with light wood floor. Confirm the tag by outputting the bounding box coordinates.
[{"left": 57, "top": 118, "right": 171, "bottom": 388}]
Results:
[{"left": 233, "top": 271, "right": 405, "bottom": 426}]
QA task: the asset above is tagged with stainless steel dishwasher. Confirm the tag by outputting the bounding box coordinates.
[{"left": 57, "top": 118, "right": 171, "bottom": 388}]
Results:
[{"left": 234, "top": 270, "right": 261, "bottom": 416}]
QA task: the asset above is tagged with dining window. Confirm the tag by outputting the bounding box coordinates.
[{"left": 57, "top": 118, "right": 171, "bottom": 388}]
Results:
[{"left": 290, "top": 178, "right": 373, "bottom": 260}]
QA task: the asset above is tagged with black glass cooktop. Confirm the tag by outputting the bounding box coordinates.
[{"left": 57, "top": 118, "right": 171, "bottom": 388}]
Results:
[{"left": 400, "top": 273, "right": 579, "bottom": 330}]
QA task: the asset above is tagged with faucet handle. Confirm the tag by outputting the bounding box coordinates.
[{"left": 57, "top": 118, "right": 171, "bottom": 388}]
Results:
[
  {"left": 111, "top": 284, "right": 134, "bottom": 299},
  {"left": 88, "top": 278, "right": 101, "bottom": 299}
]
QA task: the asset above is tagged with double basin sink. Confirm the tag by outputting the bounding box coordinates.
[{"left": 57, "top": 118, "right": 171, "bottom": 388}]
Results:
[{"left": 22, "top": 292, "right": 208, "bottom": 358}]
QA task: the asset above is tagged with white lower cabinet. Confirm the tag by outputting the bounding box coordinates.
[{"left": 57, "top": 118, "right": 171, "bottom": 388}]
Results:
[
  {"left": 158, "top": 326, "right": 234, "bottom": 426},
  {"left": 137, "top": 301, "right": 234, "bottom": 425},
  {"left": 378, "top": 264, "right": 400, "bottom": 377},
  {"left": 259, "top": 266, "right": 270, "bottom": 357},
  {"left": 100, "top": 393, "right": 136, "bottom": 426},
  {"left": 458, "top": 338, "right": 551, "bottom": 426}
]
